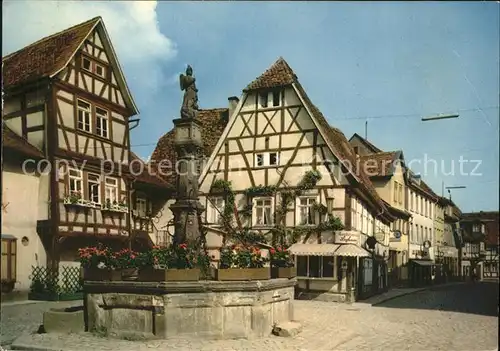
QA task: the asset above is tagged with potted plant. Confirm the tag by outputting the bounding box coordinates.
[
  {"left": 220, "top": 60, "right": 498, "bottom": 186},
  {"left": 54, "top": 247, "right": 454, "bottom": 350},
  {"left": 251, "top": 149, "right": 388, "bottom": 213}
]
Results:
[
  {"left": 270, "top": 246, "right": 296, "bottom": 278},
  {"left": 64, "top": 191, "right": 82, "bottom": 205},
  {"left": 138, "top": 243, "right": 203, "bottom": 282},
  {"left": 111, "top": 248, "right": 141, "bottom": 280},
  {"left": 215, "top": 245, "right": 270, "bottom": 281},
  {"left": 78, "top": 246, "right": 119, "bottom": 281}
]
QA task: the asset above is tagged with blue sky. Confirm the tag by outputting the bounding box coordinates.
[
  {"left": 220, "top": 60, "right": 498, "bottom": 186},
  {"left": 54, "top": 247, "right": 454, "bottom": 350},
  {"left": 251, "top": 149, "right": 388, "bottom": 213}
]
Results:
[{"left": 3, "top": 1, "right": 499, "bottom": 212}]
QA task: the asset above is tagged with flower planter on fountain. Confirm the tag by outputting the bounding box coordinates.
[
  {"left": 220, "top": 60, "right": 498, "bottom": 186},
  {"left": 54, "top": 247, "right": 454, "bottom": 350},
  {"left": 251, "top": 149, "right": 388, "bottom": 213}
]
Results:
[
  {"left": 269, "top": 246, "right": 296, "bottom": 279},
  {"left": 216, "top": 245, "right": 270, "bottom": 281}
]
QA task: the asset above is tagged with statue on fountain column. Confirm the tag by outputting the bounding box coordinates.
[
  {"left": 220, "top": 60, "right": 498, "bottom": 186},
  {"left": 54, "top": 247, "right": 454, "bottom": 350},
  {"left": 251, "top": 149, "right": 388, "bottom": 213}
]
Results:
[{"left": 179, "top": 65, "right": 199, "bottom": 119}]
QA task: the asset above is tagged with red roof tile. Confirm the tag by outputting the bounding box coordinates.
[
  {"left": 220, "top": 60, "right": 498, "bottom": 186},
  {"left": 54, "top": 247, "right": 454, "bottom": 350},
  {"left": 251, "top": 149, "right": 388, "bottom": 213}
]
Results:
[
  {"left": 2, "top": 17, "right": 100, "bottom": 89},
  {"left": 3, "top": 125, "right": 44, "bottom": 158},
  {"left": 360, "top": 151, "right": 399, "bottom": 178},
  {"left": 129, "top": 152, "right": 171, "bottom": 188},
  {"left": 244, "top": 57, "right": 297, "bottom": 92},
  {"left": 349, "top": 133, "right": 383, "bottom": 153},
  {"left": 150, "top": 109, "right": 229, "bottom": 185}
]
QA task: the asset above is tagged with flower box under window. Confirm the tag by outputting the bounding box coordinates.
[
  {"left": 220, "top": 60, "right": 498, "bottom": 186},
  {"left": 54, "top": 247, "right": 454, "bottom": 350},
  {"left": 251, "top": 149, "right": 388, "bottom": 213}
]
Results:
[
  {"left": 63, "top": 196, "right": 98, "bottom": 209},
  {"left": 101, "top": 200, "right": 128, "bottom": 213}
]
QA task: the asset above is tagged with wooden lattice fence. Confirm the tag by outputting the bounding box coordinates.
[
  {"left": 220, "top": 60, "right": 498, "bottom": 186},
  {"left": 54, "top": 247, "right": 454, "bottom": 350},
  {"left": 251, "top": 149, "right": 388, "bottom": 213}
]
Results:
[{"left": 29, "top": 266, "right": 83, "bottom": 301}]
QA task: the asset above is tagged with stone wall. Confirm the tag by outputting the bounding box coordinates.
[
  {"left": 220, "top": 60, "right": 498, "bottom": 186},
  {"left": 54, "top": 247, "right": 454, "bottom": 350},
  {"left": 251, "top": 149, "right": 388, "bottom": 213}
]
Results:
[{"left": 85, "top": 279, "right": 296, "bottom": 340}]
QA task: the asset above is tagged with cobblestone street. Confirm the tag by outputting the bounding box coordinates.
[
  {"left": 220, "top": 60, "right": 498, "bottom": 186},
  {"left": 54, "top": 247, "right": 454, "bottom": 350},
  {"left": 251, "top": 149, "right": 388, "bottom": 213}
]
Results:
[{"left": 2, "top": 282, "right": 498, "bottom": 351}]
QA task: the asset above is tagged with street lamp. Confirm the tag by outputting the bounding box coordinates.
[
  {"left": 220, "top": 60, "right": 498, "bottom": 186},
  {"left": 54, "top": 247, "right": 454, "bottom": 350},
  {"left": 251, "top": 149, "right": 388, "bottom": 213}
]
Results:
[
  {"left": 446, "top": 186, "right": 466, "bottom": 201},
  {"left": 421, "top": 114, "right": 459, "bottom": 121}
]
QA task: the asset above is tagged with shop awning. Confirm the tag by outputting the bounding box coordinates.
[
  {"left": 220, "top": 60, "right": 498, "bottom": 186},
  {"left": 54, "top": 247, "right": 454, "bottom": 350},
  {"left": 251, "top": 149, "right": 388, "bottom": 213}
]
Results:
[
  {"left": 412, "top": 260, "right": 434, "bottom": 266},
  {"left": 288, "top": 243, "right": 339, "bottom": 256},
  {"left": 334, "top": 244, "right": 371, "bottom": 257}
]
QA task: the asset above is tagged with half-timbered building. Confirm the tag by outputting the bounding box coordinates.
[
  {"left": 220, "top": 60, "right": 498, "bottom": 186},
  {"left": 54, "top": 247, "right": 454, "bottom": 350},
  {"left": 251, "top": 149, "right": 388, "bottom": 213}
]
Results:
[
  {"left": 2, "top": 17, "right": 169, "bottom": 279},
  {"left": 164, "top": 57, "right": 396, "bottom": 301}
]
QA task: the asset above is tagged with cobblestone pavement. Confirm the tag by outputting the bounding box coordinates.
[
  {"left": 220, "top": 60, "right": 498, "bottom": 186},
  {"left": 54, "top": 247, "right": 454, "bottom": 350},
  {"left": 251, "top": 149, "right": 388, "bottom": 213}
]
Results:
[{"left": 3, "top": 282, "right": 498, "bottom": 351}]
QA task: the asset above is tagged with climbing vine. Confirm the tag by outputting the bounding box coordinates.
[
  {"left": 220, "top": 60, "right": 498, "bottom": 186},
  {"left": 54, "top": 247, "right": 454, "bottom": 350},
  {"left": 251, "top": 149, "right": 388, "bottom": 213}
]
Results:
[{"left": 208, "top": 169, "right": 344, "bottom": 248}]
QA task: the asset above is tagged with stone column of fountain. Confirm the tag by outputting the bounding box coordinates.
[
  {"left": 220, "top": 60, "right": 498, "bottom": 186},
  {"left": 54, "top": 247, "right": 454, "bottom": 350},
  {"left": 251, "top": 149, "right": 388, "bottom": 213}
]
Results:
[{"left": 169, "top": 64, "right": 205, "bottom": 245}]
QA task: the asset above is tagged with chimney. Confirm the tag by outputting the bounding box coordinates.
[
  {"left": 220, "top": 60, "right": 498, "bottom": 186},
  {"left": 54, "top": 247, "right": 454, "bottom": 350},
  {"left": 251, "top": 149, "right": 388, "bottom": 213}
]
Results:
[{"left": 228, "top": 96, "right": 239, "bottom": 118}]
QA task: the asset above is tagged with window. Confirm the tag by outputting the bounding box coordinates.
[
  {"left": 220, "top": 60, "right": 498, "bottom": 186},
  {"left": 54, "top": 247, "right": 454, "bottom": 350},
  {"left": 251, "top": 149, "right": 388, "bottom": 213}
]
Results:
[
  {"left": 208, "top": 197, "right": 225, "bottom": 224},
  {"left": 353, "top": 146, "right": 359, "bottom": 155},
  {"left": 77, "top": 100, "right": 91, "bottom": 132},
  {"left": 420, "top": 197, "right": 423, "bottom": 215},
  {"left": 82, "top": 57, "right": 91, "bottom": 71},
  {"left": 136, "top": 197, "right": 148, "bottom": 217},
  {"left": 269, "top": 152, "right": 278, "bottom": 166},
  {"left": 325, "top": 198, "right": 334, "bottom": 221},
  {"left": 1, "top": 237, "right": 16, "bottom": 284},
  {"left": 96, "top": 107, "right": 109, "bottom": 138},
  {"left": 87, "top": 173, "right": 101, "bottom": 204},
  {"left": 297, "top": 197, "right": 316, "bottom": 225},
  {"left": 296, "top": 255, "right": 335, "bottom": 278},
  {"left": 105, "top": 177, "right": 118, "bottom": 204},
  {"left": 69, "top": 168, "right": 83, "bottom": 195},
  {"left": 259, "top": 93, "right": 268, "bottom": 108},
  {"left": 472, "top": 223, "right": 482, "bottom": 233},
  {"left": 272, "top": 91, "right": 280, "bottom": 107},
  {"left": 95, "top": 63, "right": 106, "bottom": 78},
  {"left": 398, "top": 184, "right": 403, "bottom": 204},
  {"left": 393, "top": 182, "right": 398, "bottom": 202},
  {"left": 254, "top": 198, "right": 273, "bottom": 226},
  {"left": 256, "top": 152, "right": 279, "bottom": 167},
  {"left": 420, "top": 225, "right": 424, "bottom": 243},
  {"left": 256, "top": 153, "right": 264, "bottom": 167}
]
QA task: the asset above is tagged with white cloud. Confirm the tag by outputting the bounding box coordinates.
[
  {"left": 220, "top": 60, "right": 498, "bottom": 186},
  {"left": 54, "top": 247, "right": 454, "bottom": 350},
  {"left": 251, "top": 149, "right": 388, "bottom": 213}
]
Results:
[{"left": 2, "top": 0, "right": 176, "bottom": 92}]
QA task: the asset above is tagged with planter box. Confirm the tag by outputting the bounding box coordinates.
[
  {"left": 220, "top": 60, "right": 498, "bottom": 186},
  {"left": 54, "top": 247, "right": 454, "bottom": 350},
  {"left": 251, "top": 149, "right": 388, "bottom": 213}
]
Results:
[
  {"left": 215, "top": 267, "right": 270, "bottom": 281},
  {"left": 82, "top": 269, "right": 120, "bottom": 281},
  {"left": 139, "top": 268, "right": 200, "bottom": 282},
  {"left": 120, "top": 268, "right": 139, "bottom": 281},
  {"left": 28, "top": 292, "right": 59, "bottom": 301},
  {"left": 271, "top": 267, "right": 296, "bottom": 279}
]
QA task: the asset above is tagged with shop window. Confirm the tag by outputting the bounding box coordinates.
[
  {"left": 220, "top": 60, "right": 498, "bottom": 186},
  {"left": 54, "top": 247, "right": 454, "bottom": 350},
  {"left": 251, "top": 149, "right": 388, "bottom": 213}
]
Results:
[{"left": 296, "top": 255, "right": 335, "bottom": 278}]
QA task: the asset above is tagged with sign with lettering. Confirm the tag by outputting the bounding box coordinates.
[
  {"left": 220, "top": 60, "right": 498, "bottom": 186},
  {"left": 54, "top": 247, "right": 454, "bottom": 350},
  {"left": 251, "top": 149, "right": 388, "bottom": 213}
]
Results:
[{"left": 334, "top": 231, "right": 359, "bottom": 245}]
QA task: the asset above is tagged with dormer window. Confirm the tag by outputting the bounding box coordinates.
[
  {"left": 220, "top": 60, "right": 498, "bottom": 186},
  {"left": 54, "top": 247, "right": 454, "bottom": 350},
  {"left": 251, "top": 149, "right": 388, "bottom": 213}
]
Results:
[
  {"left": 259, "top": 93, "right": 268, "bottom": 108},
  {"left": 272, "top": 91, "right": 280, "bottom": 107}
]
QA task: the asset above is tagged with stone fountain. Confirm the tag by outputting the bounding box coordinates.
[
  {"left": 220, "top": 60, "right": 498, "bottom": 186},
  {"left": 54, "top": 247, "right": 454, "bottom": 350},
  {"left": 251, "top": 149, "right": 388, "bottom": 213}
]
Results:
[{"left": 82, "top": 65, "right": 298, "bottom": 340}]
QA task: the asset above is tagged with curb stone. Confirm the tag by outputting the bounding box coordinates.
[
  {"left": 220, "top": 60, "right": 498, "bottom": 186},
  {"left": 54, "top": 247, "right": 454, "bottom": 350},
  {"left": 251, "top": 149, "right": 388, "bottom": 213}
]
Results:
[{"left": 371, "top": 282, "right": 467, "bottom": 306}]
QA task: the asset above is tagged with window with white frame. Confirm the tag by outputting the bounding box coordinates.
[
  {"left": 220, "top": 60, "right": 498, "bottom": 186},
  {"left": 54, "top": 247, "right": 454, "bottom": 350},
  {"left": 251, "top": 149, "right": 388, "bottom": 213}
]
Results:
[
  {"left": 96, "top": 107, "right": 109, "bottom": 138},
  {"left": 69, "top": 168, "right": 83, "bottom": 195},
  {"left": 255, "top": 153, "right": 264, "bottom": 167},
  {"left": 259, "top": 92, "right": 268, "bottom": 108},
  {"left": 87, "top": 173, "right": 101, "bottom": 204},
  {"left": 253, "top": 197, "right": 273, "bottom": 226},
  {"left": 77, "top": 99, "right": 91, "bottom": 132},
  {"left": 272, "top": 91, "right": 280, "bottom": 107},
  {"left": 95, "top": 63, "right": 106, "bottom": 78},
  {"left": 105, "top": 177, "right": 118, "bottom": 204},
  {"left": 82, "top": 57, "right": 91, "bottom": 71},
  {"left": 269, "top": 152, "right": 279, "bottom": 166},
  {"left": 208, "top": 197, "right": 225, "bottom": 224},
  {"left": 297, "top": 197, "right": 316, "bottom": 225},
  {"left": 351, "top": 199, "right": 358, "bottom": 230},
  {"left": 325, "top": 198, "right": 334, "bottom": 221},
  {"left": 136, "top": 197, "right": 148, "bottom": 217}
]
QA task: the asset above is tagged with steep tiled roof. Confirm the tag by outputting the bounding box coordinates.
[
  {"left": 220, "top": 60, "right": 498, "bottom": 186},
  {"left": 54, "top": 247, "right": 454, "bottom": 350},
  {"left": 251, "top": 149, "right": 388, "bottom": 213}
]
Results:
[
  {"left": 129, "top": 152, "right": 171, "bottom": 189},
  {"left": 360, "top": 151, "right": 399, "bottom": 178},
  {"left": 244, "top": 57, "right": 297, "bottom": 92},
  {"left": 3, "top": 125, "right": 44, "bottom": 158},
  {"left": 150, "top": 109, "right": 229, "bottom": 185},
  {"left": 349, "top": 133, "right": 383, "bottom": 153},
  {"left": 292, "top": 78, "right": 393, "bottom": 220},
  {"left": 2, "top": 17, "right": 100, "bottom": 89},
  {"left": 462, "top": 211, "right": 499, "bottom": 246}
]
